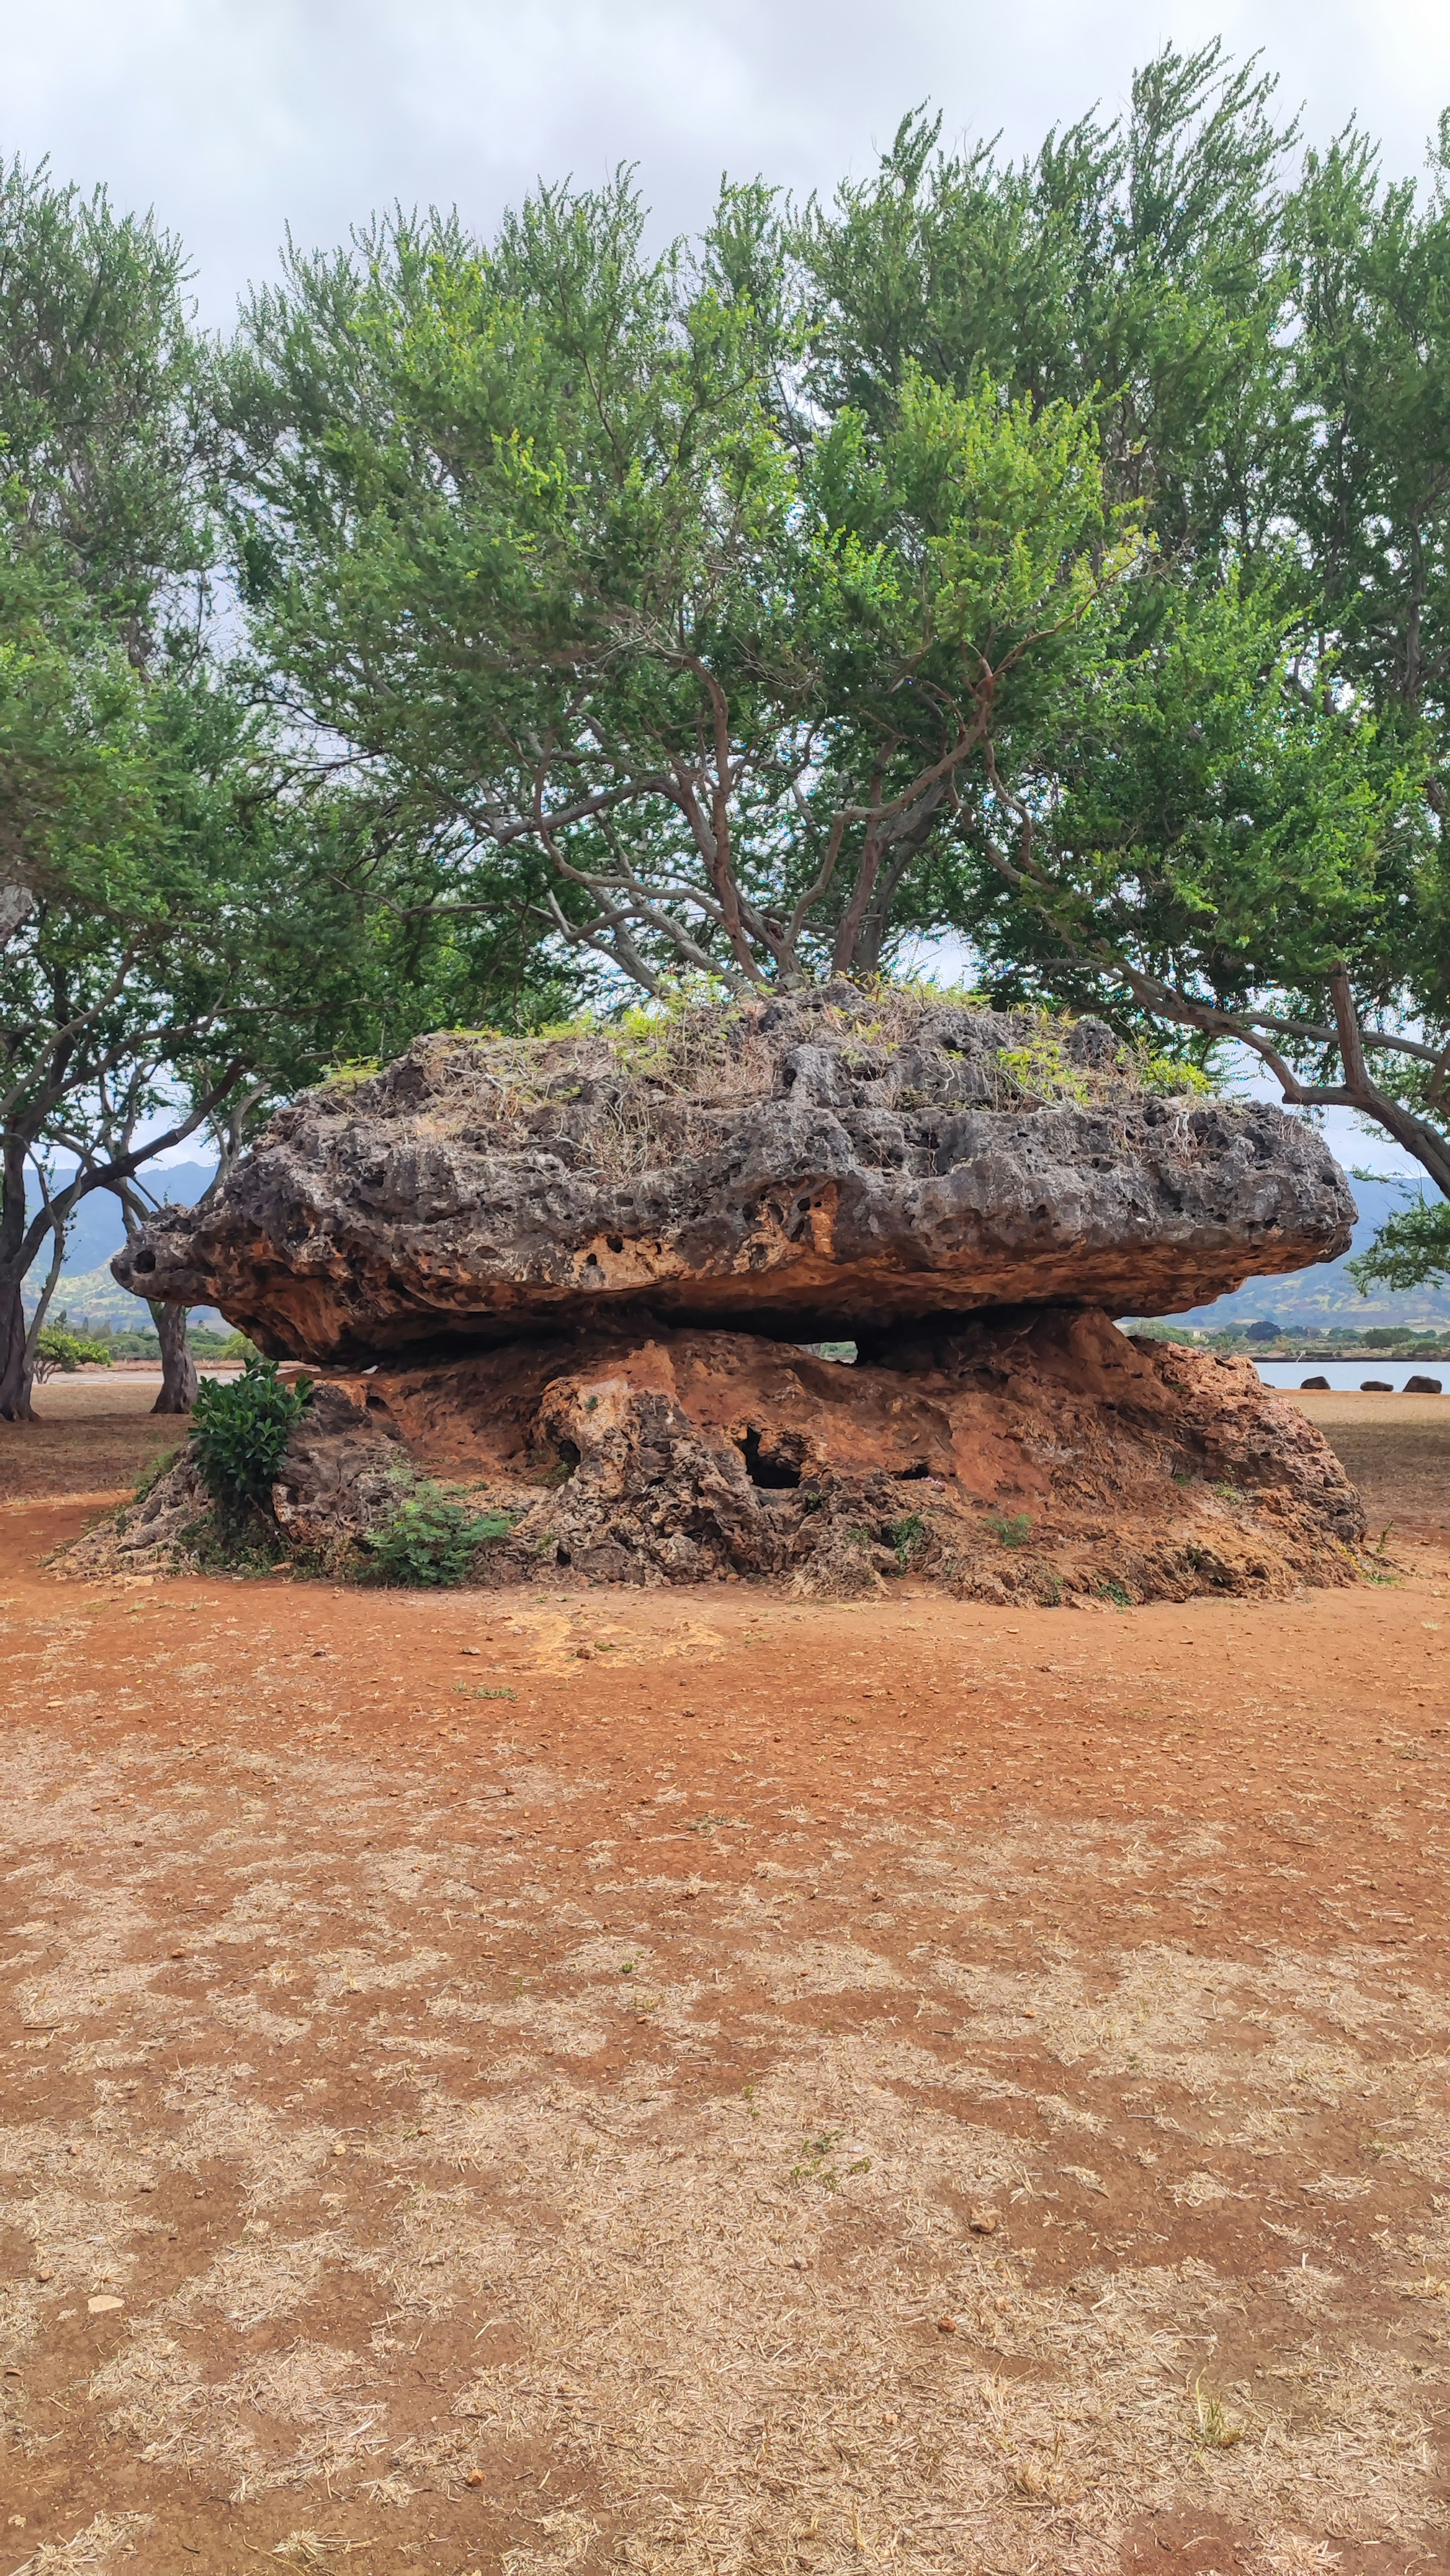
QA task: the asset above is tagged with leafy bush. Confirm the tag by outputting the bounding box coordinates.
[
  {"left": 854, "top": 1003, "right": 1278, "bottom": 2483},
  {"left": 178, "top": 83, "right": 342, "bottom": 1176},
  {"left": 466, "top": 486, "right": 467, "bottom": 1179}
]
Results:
[
  {"left": 33, "top": 1324, "right": 113, "bottom": 1379},
  {"left": 889, "top": 1513, "right": 926, "bottom": 1567},
  {"left": 192, "top": 1355, "right": 312, "bottom": 1519},
  {"left": 365, "top": 1481, "right": 515, "bottom": 1587},
  {"left": 986, "top": 1510, "right": 1033, "bottom": 1548}
]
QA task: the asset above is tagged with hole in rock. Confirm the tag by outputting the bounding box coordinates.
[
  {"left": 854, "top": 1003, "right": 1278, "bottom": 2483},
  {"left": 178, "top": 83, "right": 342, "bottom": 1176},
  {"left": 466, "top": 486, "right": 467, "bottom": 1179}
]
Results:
[
  {"left": 895, "top": 1462, "right": 932, "bottom": 1481},
  {"left": 606, "top": 1235, "right": 624, "bottom": 1253},
  {"left": 132, "top": 1249, "right": 157, "bottom": 1273},
  {"left": 555, "top": 1439, "right": 581, "bottom": 1475},
  {"left": 739, "top": 1428, "right": 802, "bottom": 1490}
]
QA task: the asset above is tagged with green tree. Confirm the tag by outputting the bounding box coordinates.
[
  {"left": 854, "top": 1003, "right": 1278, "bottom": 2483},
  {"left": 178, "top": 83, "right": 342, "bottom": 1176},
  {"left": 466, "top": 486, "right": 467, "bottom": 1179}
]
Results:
[
  {"left": 226, "top": 177, "right": 1139, "bottom": 996},
  {"left": 795, "top": 42, "right": 1295, "bottom": 571},
  {"left": 0, "top": 162, "right": 576, "bottom": 1421}
]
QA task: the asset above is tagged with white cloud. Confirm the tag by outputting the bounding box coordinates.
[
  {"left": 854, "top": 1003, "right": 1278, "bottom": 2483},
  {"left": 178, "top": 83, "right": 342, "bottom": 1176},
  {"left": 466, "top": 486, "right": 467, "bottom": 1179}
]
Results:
[{"left": 5, "top": 0, "right": 1448, "bottom": 319}]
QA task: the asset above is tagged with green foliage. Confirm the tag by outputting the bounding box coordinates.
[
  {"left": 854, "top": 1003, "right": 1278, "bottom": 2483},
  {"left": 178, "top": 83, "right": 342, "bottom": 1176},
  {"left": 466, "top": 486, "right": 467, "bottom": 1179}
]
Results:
[
  {"left": 185, "top": 1326, "right": 253, "bottom": 1358},
  {"left": 317, "top": 1057, "right": 383, "bottom": 1091},
  {"left": 986, "top": 1511, "right": 1033, "bottom": 1549},
  {"left": 364, "top": 1480, "right": 515, "bottom": 1587},
  {"left": 211, "top": 1329, "right": 259, "bottom": 1359},
  {"left": 992, "top": 1015, "right": 1210, "bottom": 1107},
  {"left": 995, "top": 1037, "right": 1094, "bottom": 1106},
  {"left": 191, "top": 1355, "right": 312, "bottom": 1520},
  {"left": 889, "top": 1513, "right": 926, "bottom": 1567},
  {"left": 0, "top": 154, "right": 586, "bottom": 1422},
  {"left": 225, "top": 176, "right": 1137, "bottom": 999},
  {"left": 1350, "top": 1199, "right": 1450, "bottom": 1296},
  {"left": 788, "top": 2130, "right": 870, "bottom": 2189},
  {"left": 793, "top": 51, "right": 1450, "bottom": 1258},
  {"left": 32, "top": 1322, "right": 111, "bottom": 1378}
]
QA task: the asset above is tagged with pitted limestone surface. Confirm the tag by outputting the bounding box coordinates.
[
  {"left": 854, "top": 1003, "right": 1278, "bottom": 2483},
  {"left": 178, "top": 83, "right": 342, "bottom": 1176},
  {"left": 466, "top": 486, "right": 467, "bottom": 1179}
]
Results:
[{"left": 113, "top": 990, "right": 1354, "bottom": 1364}]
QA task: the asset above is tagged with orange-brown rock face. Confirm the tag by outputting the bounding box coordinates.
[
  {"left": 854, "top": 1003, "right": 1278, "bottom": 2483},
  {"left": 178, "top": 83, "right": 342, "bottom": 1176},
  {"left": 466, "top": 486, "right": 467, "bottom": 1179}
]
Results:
[{"left": 295, "top": 1305, "right": 1360, "bottom": 1602}]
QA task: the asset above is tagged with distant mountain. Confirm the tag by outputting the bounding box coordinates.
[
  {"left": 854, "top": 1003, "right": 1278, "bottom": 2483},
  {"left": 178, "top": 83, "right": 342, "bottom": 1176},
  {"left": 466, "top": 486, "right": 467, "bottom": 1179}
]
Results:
[
  {"left": 45, "top": 1262, "right": 224, "bottom": 1332},
  {"left": 1156, "top": 1174, "right": 1450, "bottom": 1332}
]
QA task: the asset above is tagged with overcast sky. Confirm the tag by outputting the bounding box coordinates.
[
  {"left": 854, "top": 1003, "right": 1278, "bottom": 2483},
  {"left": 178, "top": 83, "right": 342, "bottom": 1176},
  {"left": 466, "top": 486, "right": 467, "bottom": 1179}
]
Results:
[
  {"left": 7, "top": 0, "right": 1450, "bottom": 326},
  {"left": 14, "top": 0, "right": 1437, "bottom": 1177}
]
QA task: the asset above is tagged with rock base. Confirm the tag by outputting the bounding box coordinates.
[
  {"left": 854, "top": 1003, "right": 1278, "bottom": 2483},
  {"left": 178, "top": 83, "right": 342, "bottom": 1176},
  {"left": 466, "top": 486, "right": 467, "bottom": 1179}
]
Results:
[{"left": 70, "top": 1307, "right": 1365, "bottom": 1604}]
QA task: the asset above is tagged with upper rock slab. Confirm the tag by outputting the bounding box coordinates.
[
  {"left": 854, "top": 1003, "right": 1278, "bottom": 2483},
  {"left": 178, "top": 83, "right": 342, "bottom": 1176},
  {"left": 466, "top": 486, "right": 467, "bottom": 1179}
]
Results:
[{"left": 114, "top": 989, "right": 1356, "bottom": 1363}]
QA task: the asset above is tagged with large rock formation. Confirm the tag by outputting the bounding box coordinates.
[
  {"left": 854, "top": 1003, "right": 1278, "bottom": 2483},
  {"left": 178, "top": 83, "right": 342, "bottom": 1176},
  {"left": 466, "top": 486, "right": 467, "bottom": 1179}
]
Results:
[
  {"left": 94, "top": 991, "right": 1365, "bottom": 1603},
  {"left": 114, "top": 989, "right": 1354, "bottom": 1364},
  {"left": 80, "top": 1308, "right": 1364, "bottom": 1603}
]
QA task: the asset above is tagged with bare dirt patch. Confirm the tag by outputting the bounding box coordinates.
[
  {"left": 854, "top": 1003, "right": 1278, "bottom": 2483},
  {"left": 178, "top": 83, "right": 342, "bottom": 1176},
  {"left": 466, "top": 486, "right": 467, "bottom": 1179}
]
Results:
[
  {"left": 0, "top": 1377, "right": 181, "bottom": 1506},
  {"left": 1292, "top": 1390, "right": 1450, "bottom": 1551},
  {"left": 0, "top": 1386, "right": 1448, "bottom": 2574}
]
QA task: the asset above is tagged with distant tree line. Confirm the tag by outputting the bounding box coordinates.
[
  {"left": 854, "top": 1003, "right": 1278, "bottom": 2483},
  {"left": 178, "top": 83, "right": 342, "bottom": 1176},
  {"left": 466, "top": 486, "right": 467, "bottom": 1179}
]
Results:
[{"left": 6, "top": 39, "right": 1450, "bottom": 1415}]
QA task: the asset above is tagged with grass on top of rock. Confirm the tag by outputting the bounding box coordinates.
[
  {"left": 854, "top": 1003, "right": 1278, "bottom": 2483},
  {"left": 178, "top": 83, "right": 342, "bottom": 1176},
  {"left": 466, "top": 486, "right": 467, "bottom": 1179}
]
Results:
[{"left": 312, "top": 983, "right": 1211, "bottom": 1165}]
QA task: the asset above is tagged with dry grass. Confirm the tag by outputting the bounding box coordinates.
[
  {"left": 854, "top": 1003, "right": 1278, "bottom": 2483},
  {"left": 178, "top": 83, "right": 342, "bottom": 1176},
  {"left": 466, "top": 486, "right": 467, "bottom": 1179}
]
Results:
[{"left": 306, "top": 985, "right": 1197, "bottom": 1188}]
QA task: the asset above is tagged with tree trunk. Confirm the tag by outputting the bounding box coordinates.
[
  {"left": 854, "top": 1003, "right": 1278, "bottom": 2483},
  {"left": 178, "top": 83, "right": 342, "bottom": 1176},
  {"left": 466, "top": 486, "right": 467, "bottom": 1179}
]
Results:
[
  {"left": 0, "top": 1270, "right": 35, "bottom": 1422},
  {"left": 150, "top": 1301, "right": 197, "bottom": 1413}
]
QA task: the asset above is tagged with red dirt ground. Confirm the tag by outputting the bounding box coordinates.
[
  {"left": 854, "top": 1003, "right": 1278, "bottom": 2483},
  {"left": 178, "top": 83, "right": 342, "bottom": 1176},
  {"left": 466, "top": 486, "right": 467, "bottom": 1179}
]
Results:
[{"left": 1, "top": 1381, "right": 1448, "bottom": 2576}]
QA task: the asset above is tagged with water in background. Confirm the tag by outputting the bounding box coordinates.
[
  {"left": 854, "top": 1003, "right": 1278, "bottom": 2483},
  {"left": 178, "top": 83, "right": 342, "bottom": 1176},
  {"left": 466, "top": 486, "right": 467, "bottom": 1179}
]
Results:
[{"left": 1252, "top": 1359, "right": 1445, "bottom": 1392}]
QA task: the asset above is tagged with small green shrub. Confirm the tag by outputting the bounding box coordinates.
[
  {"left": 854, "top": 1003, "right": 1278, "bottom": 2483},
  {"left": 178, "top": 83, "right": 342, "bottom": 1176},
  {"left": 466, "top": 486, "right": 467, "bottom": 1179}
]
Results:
[
  {"left": 318, "top": 1055, "right": 382, "bottom": 1090},
  {"left": 995, "top": 1035, "right": 1094, "bottom": 1105},
  {"left": 889, "top": 1513, "right": 926, "bottom": 1567},
  {"left": 192, "top": 1355, "right": 312, "bottom": 1519},
  {"left": 986, "top": 1510, "right": 1033, "bottom": 1549},
  {"left": 365, "top": 1481, "right": 515, "bottom": 1587},
  {"left": 33, "top": 1323, "right": 113, "bottom": 1379}
]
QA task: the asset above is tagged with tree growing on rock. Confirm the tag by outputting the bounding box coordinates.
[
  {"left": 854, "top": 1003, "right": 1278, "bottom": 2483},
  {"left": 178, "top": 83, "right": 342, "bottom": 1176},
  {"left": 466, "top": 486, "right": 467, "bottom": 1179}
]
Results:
[{"left": 798, "top": 53, "right": 1450, "bottom": 1276}]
